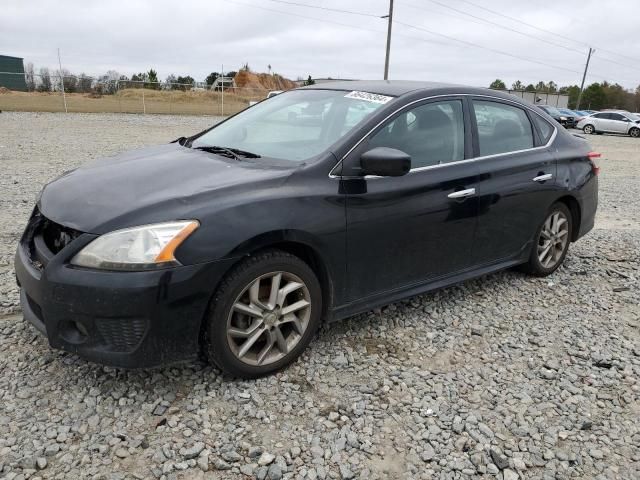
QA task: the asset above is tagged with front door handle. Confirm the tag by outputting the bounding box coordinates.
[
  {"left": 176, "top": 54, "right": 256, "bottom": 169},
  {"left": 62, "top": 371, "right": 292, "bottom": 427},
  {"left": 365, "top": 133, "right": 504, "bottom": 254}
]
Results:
[
  {"left": 533, "top": 173, "right": 553, "bottom": 182},
  {"left": 448, "top": 188, "right": 476, "bottom": 199}
]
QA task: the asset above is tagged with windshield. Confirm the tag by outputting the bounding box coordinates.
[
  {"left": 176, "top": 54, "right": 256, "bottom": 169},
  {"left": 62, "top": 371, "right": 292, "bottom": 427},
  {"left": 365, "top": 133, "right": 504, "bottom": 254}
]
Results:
[{"left": 191, "top": 89, "right": 391, "bottom": 162}]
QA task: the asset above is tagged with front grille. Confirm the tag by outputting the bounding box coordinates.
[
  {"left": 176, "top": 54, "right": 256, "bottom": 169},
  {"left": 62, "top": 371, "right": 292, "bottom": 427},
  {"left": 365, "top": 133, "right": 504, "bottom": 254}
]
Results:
[
  {"left": 95, "top": 317, "right": 148, "bottom": 352},
  {"left": 23, "top": 208, "right": 83, "bottom": 269}
]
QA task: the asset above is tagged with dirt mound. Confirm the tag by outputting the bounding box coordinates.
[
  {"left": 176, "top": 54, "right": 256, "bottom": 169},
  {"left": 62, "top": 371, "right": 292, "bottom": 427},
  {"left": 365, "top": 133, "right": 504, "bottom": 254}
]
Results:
[{"left": 233, "top": 71, "right": 296, "bottom": 91}]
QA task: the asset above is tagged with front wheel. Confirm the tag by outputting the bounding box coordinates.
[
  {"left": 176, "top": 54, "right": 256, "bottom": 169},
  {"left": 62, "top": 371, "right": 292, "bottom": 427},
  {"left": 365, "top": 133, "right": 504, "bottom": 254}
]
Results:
[
  {"left": 521, "top": 203, "right": 572, "bottom": 277},
  {"left": 630, "top": 127, "right": 640, "bottom": 138},
  {"left": 583, "top": 124, "right": 595, "bottom": 134},
  {"left": 204, "top": 250, "right": 322, "bottom": 378}
]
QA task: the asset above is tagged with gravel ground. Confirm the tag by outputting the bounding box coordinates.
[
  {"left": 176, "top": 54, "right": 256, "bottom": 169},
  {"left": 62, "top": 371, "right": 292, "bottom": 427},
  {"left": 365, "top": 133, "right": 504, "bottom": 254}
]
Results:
[{"left": 0, "top": 112, "right": 639, "bottom": 480}]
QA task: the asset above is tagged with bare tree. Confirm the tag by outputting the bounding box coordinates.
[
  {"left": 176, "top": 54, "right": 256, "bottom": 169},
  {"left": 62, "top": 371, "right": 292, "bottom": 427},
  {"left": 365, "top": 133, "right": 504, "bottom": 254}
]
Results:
[
  {"left": 96, "top": 70, "right": 121, "bottom": 94},
  {"left": 38, "top": 67, "right": 52, "bottom": 92},
  {"left": 24, "top": 62, "right": 36, "bottom": 92}
]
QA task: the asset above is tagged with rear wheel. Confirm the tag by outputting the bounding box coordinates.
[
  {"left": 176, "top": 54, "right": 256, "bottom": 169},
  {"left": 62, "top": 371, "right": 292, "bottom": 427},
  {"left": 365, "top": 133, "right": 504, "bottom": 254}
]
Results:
[
  {"left": 204, "top": 250, "right": 322, "bottom": 378},
  {"left": 521, "top": 203, "right": 572, "bottom": 277},
  {"left": 583, "top": 124, "right": 595, "bottom": 134},
  {"left": 630, "top": 127, "right": 640, "bottom": 138}
]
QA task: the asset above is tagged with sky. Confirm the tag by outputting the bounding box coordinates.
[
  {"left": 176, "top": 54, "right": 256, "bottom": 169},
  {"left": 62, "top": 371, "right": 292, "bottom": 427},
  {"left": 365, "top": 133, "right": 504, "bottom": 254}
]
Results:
[{"left": 2, "top": 0, "right": 639, "bottom": 89}]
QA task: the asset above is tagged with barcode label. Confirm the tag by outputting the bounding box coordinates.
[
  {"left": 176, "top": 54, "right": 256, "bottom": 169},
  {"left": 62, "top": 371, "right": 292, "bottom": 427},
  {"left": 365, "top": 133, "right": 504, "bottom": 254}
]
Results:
[{"left": 344, "top": 91, "right": 393, "bottom": 104}]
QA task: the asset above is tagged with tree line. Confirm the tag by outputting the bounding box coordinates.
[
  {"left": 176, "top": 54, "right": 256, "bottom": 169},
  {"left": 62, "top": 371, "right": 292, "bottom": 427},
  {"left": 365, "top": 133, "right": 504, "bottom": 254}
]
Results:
[
  {"left": 22, "top": 63, "right": 244, "bottom": 94},
  {"left": 489, "top": 78, "right": 640, "bottom": 111}
]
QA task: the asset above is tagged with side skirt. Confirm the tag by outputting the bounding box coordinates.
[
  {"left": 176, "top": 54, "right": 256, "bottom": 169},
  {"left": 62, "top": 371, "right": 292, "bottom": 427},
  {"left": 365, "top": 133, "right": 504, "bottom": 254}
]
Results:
[{"left": 328, "top": 256, "right": 527, "bottom": 322}]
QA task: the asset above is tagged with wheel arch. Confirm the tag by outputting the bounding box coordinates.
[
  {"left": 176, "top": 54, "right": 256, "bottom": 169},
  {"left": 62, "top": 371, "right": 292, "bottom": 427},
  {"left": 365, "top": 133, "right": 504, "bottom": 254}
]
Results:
[
  {"left": 197, "top": 231, "right": 336, "bottom": 358},
  {"left": 555, "top": 195, "right": 582, "bottom": 241},
  {"left": 227, "top": 230, "right": 335, "bottom": 319}
]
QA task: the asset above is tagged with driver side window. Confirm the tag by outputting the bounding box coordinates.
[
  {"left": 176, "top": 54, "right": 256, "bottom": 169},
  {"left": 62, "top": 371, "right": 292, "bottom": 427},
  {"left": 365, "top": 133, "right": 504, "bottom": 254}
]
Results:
[{"left": 368, "top": 100, "right": 465, "bottom": 169}]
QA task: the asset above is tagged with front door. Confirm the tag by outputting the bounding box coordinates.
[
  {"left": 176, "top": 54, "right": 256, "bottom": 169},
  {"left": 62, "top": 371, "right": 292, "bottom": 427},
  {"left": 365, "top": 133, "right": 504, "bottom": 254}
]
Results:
[{"left": 341, "top": 97, "right": 480, "bottom": 301}]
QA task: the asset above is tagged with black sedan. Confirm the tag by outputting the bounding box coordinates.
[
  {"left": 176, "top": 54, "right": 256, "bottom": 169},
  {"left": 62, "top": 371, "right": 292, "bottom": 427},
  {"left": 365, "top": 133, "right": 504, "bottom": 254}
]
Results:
[
  {"left": 15, "top": 81, "right": 599, "bottom": 377},
  {"left": 537, "top": 104, "right": 575, "bottom": 128}
]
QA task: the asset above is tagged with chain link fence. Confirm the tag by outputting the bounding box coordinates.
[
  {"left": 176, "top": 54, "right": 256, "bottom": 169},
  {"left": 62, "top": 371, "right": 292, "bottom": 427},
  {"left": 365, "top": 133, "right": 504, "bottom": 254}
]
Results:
[{"left": 0, "top": 72, "right": 273, "bottom": 116}]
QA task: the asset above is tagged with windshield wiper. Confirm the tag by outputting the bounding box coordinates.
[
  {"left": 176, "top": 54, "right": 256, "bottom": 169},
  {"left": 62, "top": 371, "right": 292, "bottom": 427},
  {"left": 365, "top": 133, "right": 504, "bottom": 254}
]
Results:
[
  {"left": 193, "top": 145, "right": 261, "bottom": 160},
  {"left": 225, "top": 147, "right": 261, "bottom": 158},
  {"left": 194, "top": 145, "right": 240, "bottom": 160}
]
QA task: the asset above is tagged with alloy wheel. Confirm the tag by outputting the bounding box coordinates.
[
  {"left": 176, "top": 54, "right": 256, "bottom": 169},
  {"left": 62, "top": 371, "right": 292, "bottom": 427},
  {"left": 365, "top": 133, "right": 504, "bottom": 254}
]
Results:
[
  {"left": 226, "top": 271, "right": 311, "bottom": 366},
  {"left": 583, "top": 125, "right": 594, "bottom": 134},
  {"left": 537, "top": 211, "right": 569, "bottom": 269},
  {"left": 630, "top": 128, "right": 640, "bottom": 138}
]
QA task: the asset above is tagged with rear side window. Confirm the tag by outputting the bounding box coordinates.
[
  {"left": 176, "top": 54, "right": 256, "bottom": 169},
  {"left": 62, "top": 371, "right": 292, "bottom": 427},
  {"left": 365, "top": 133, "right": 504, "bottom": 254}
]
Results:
[
  {"left": 532, "top": 114, "right": 554, "bottom": 144},
  {"left": 473, "top": 100, "right": 534, "bottom": 156},
  {"left": 593, "top": 113, "right": 609, "bottom": 119}
]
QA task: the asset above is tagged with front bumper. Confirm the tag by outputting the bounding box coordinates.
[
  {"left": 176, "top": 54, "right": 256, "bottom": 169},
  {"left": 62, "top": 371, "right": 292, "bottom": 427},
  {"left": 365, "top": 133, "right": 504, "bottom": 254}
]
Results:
[{"left": 14, "top": 227, "right": 237, "bottom": 369}]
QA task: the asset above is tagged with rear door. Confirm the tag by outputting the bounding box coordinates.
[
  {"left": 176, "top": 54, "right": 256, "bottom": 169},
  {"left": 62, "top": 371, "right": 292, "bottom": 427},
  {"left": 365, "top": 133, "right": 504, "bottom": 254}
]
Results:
[{"left": 470, "top": 98, "right": 558, "bottom": 265}]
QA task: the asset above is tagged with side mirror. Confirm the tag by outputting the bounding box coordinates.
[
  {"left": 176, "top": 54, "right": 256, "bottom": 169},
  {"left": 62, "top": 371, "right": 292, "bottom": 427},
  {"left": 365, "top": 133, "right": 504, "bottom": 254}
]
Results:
[{"left": 360, "top": 147, "right": 411, "bottom": 177}]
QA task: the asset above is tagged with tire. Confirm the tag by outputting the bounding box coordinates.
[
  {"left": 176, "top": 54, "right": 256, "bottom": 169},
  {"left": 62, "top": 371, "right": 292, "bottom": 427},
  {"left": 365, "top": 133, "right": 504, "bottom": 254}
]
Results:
[
  {"left": 583, "top": 124, "right": 595, "bottom": 134},
  {"left": 630, "top": 127, "right": 640, "bottom": 138},
  {"left": 204, "top": 249, "right": 322, "bottom": 378},
  {"left": 520, "top": 202, "right": 572, "bottom": 277}
]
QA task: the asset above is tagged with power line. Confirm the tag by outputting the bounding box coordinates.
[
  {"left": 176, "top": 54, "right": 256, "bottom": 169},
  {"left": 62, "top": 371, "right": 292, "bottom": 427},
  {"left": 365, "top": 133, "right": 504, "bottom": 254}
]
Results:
[
  {"left": 230, "top": 0, "right": 635, "bottom": 84},
  {"left": 228, "top": 0, "right": 448, "bottom": 49},
  {"left": 399, "top": 1, "right": 640, "bottom": 82},
  {"left": 404, "top": 0, "right": 640, "bottom": 75},
  {"left": 453, "top": 0, "right": 640, "bottom": 66},
  {"left": 227, "top": 0, "right": 385, "bottom": 35},
  {"left": 392, "top": 20, "right": 584, "bottom": 76},
  {"left": 261, "top": 0, "right": 379, "bottom": 18},
  {"left": 410, "top": 0, "right": 585, "bottom": 56}
]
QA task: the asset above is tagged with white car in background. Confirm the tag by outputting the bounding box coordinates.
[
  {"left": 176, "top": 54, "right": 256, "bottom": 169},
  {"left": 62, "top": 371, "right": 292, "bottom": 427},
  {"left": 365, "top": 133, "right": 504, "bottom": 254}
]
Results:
[{"left": 577, "top": 110, "right": 640, "bottom": 137}]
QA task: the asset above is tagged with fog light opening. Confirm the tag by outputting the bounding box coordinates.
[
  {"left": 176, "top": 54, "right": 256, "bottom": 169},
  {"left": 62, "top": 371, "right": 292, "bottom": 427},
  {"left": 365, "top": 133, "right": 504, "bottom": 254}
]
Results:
[{"left": 59, "top": 320, "right": 89, "bottom": 344}]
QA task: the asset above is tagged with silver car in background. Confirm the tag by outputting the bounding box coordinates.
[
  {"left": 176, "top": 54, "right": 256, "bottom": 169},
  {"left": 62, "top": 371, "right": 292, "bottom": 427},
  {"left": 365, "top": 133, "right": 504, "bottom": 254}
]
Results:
[{"left": 577, "top": 110, "right": 640, "bottom": 137}]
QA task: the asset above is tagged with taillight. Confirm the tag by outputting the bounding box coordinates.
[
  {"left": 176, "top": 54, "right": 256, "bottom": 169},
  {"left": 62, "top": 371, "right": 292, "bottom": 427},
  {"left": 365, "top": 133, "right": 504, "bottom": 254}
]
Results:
[{"left": 588, "top": 151, "right": 601, "bottom": 175}]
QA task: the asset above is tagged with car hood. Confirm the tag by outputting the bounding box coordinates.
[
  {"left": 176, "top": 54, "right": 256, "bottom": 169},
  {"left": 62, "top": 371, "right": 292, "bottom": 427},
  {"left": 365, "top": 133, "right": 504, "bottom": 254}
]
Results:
[{"left": 39, "top": 143, "right": 294, "bottom": 234}]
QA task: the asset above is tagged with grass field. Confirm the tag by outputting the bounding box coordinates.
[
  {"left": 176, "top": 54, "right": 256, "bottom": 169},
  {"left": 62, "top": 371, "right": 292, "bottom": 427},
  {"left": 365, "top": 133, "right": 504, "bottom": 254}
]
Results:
[{"left": 0, "top": 88, "right": 266, "bottom": 115}]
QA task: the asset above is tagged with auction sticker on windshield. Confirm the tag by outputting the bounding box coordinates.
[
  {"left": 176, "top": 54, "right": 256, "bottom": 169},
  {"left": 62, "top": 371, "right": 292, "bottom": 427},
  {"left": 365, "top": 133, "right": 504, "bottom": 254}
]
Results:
[{"left": 344, "top": 91, "right": 393, "bottom": 104}]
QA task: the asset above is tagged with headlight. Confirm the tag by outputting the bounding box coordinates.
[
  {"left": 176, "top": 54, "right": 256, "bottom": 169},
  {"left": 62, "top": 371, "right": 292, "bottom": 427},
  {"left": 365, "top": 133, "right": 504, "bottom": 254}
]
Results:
[
  {"left": 560, "top": 116, "right": 567, "bottom": 121},
  {"left": 71, "top": 220, "right": 199, "bottom": 270}
]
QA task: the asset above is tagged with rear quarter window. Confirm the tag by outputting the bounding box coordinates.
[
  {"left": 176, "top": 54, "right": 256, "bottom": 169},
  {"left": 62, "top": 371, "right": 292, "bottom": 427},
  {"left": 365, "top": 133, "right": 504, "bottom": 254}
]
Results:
[{"left": 532, "top": 114, "right": 555, "bottom": 144}]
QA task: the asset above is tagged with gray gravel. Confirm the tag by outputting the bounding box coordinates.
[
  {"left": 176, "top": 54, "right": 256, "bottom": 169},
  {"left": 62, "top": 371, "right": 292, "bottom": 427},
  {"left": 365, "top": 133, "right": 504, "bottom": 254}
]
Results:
[{"left": 1, "top": 112, "right": 639, "bottom": 480}]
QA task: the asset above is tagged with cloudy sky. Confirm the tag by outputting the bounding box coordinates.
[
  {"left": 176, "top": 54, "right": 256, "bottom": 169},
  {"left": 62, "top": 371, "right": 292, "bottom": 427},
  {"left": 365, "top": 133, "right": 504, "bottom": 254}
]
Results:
[{"left": 2, "top": 0, "right": 639, "bottom": 89}]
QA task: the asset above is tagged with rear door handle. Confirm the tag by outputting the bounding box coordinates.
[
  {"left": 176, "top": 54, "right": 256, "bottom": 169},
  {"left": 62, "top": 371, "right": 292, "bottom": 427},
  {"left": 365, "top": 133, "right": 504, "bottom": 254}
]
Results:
[
  {"left": 533, "top": 173, "right": 553, "bottom": 182},
  {"left": 448, "top": 188, "right": 476, "bottom": 199}
]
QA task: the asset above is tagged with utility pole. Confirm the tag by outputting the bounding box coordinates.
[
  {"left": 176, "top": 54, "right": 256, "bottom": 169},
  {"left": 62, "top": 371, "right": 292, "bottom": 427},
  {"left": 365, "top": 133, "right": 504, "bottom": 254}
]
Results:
[
  {"left": 221, "top": 63, "right": 224, "bottom": 117},
  {"left": 57, "top": 48, "right": 68, "bottom": 113},
  {"left": 382, "top": 0, "right": 394, "bottom": 80},
  {"left": 576, "top": 47, "right": 593, "bottom": 110}
]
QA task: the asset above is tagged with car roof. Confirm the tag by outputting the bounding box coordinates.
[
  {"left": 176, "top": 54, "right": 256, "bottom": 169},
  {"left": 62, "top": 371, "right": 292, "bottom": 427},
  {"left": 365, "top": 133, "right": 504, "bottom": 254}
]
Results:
[{"left": 297, "top": 80, "right": 517, "bottom": 100}]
